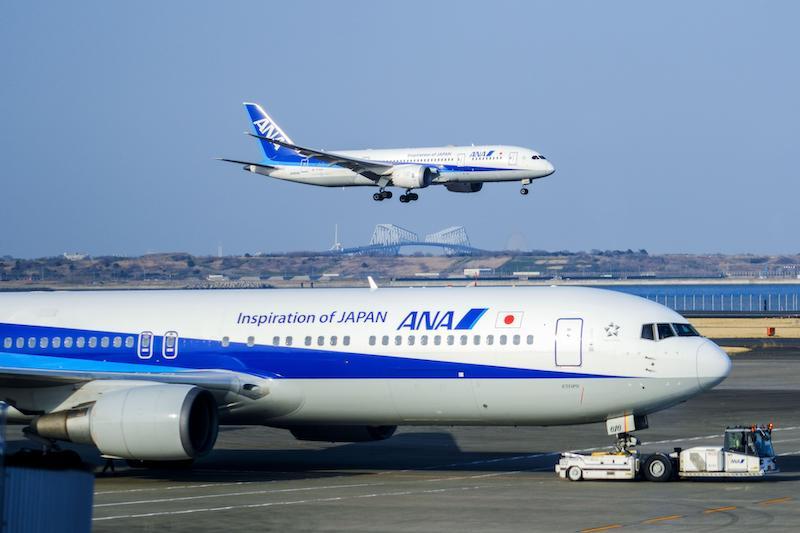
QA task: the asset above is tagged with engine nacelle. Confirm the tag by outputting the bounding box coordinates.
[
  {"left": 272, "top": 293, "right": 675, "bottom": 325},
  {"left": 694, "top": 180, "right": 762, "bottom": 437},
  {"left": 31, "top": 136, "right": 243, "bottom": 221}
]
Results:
[
  {"left": 288, "top": 425, "right": 397, "bottom": 443},
  {"left": 390, "top": 165, "right": 434, "bottom": 189},
  {"left": 31, "top": 384, "right": 218, "bottom": 461},
  {"left": 445, "top": 182, "right": 483, "bottom": 193}
]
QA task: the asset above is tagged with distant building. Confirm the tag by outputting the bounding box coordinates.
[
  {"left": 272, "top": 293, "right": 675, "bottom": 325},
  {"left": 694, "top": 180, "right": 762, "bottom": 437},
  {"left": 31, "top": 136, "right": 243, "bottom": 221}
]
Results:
[
  {"left": 207, "top": 274, "right": 228, "bottom": 282},
  {"left": 63, "top": 253, "right": 88, "bottom": 261}
]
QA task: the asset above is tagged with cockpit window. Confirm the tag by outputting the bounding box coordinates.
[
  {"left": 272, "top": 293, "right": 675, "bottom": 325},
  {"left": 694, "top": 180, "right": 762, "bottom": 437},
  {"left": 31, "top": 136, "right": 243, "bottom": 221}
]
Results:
[
  {"left": 641, "top": 324, "right": 655, "bottom": 340},
  {"left": 672, "top": 323, "right": 700, "bottom": 337},
  {"left": 656, "top": 323, "right": 675, "bottom": 340},
  {"left": 531, "top": 155, "right": 540, "bottom": 159},
  {"left": 539, "top": 155, "right": 546, "bottom": 160}
]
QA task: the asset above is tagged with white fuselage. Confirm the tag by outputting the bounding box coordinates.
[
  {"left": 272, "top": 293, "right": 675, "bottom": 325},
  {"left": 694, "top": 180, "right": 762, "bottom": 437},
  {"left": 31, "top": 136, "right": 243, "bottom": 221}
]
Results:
[
  {"left": 0, "top": 287, "right": 730, "bottom": 428},
  {"left": 266, "top": 145, "right": 554, "bottom": 187}
]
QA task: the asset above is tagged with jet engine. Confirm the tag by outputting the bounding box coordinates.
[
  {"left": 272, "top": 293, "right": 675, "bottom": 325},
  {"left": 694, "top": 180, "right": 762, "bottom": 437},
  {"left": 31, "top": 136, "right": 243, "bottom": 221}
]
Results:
[
  {"left": 31, "top": 384, "right": 218, "bottom": 461},
  {"left": 287, "top": 425, "right": 397, "bottom": 443},
  {"left": 445, "top": 182, "right": 483, "bottom": 193},
  {"left": 390, "top": 165, "right": 435, "bottom": 189}
]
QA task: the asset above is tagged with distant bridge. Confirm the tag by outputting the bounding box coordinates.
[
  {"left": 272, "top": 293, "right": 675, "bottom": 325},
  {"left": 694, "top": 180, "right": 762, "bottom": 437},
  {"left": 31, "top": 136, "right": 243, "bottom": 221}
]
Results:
[{"left": 339, "top": 224, "right": 483, "bottom": 255}]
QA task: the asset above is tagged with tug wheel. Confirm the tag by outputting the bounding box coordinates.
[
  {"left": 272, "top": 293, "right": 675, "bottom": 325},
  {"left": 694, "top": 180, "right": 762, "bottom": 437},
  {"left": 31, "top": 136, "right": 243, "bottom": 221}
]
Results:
[
  {"left": 643, "top": 454, "right": 673, "bottom": 482},
  {"left": 567, "top": 466, "right": 583, "bottom": 481}
]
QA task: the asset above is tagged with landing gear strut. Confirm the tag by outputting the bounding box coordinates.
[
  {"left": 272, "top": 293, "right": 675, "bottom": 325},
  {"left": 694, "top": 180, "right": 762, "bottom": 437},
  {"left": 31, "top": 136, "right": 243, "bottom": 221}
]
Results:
[
  {"left": 614, "top": 432, "right": 640, "bottom": 454},
  {"left": 520, "top": 178, "right": 532, "bottom": 196}
]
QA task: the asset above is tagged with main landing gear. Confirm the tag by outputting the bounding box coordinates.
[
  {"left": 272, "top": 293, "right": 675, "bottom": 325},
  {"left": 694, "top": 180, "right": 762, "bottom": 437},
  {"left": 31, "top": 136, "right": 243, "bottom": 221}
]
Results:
[
  {"left": 520, "top": 178, "right": 532, "bottom": 195},
  {"left": 372, "top": 189, "right": 393, "bottom": 201},
  {"left": 399, "top": 191, "right": 419, "bottom": 203}
]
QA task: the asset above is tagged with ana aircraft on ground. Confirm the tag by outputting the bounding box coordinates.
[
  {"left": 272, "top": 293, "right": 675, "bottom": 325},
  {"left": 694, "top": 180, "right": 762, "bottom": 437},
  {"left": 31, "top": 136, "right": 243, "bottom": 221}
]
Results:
[
  {"left": 220, "top": 103, "right": 555, "bottom": 202},
  {"left": 0, "top": 286, "right": 730, "bottom": 466}
]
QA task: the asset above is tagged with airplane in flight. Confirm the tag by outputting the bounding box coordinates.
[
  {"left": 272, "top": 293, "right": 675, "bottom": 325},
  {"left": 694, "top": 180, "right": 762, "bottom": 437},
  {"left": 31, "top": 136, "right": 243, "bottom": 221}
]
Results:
[
  {"left": 0, "top": 286, "right": 730, "bottom": 466},
  {"left": 219, "top": 103, "right": 555, "bottom": 203}
]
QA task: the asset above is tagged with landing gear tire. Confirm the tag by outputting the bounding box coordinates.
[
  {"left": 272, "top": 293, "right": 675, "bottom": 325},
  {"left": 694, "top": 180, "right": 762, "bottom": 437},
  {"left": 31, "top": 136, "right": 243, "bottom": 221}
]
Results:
[
  {"left": 408, "top": 193, "right": 419, "bottom": 201},
  {"left": 642, "top": 453, "right": 673, "bottom": 482},
  {"left": 373, "top": 193, "right": 383, "bottom": 201},
  {"left": 567, "top": 466, "right": 583, "bottom": 482},
  {"left": 520, "top": 187, "right": 529, "bottom": 195},
  {"left": 381, "top": 190, "right": 392, "bottom": 199},
  {"left": 399, "top": 195, "right": 409, "bottom": 203}
]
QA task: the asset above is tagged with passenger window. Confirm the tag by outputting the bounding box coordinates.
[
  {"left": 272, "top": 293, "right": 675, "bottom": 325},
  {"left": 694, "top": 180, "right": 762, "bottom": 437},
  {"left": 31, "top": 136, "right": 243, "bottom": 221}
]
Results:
[
  {"left": 499, "top": 335, "right": 507, "bottom": 346},
  {"left": 330, "top": 336, "right": 338, "bottom": 346},
  {"left": 76, "top": 337, "right": 85, "bottom": 348},
  {"left": 381, "top": 335, "right": 389, "bottom": 346},
  {"left": 64, "top": 337, "right": 73, "bottom": 348},
  {"left": 101, "top": 337, "right": 110, "bottom": 348},
  {"left": 247, "top": 336, "right": 255, "bottom": 347},
  {"left": 420, "top": 335, "right": 428, "bottom": 346},
  {"left": 343, "top": 336, "right": 350, "bottom": 346},
  {"left": 460, "top": 335, "right": 467, "bottom": 346},
  {"left": 317, "top": 336, "right": 325, "bottom": 346},
  {"left": 447, "top": 335, "right": 454, "bottom": 346},
  {"left": 52, "top": 337, "right": 61, "bottom": 349},
  {"left": 434, "top": 335, "right": 442, "bottom": 346},
  {"left": 286, "top": 336, "right": 293, "bottom": 346},
  {"left": 28, "top": 337, "right": 36, "bottom": 349},
  {"left": 40, "top": 337, "right": 49, "bottom": 349},
  {"left": 124, "top": 336, "right": 134, "bottom": 348},
  {"left": 641, "top": 324, "right": 655, "bottom": 341},
  {"left": 369, "top": 335, "right": 376, "bottom": 346},
  {"left": 305, "top": 336, "right": 312, "bottom": 346},
  {"left": 513, "top": 335, "right": 520, "bottom": 345},
  {"left": 88, "top": 337, "right": 97, "bottom": 348},
  {"left": 408, "top": 335, "right": 415, "bottom": 346},
  {"left": 526, "top": 335, "right": 534, "bottom": 345},
  {"left": 273, "top": 336, "right": 280, "bottom": 346},
  {"left": 473, "top": 335, "right": 480, "bottom": 345},
  {"left": 394, "top": 335, "right": 402, "bottom": 346},
  {"left": 221, "top": 336, "right": 230, "bottom": 347},
  {"left": 113, "top": 336, "right": 122, "bottom": 348},
  {"left": 487, "top": 334, "right": 494, "bottom": 346},
  {"left": 16, "top": 338, "right": 24, "bottom": 349},
  {"left": 3, "top": 337, "right": 11, "bottom": 349},
  {"left": 657, "top": 323, "right": 675, "bottom": 340}
]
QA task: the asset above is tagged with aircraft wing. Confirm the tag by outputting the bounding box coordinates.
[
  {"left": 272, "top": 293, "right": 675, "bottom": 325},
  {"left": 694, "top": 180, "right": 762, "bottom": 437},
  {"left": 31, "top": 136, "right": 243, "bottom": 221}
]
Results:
[
  {"left": 0, "top": 355, "right": 270, "bottom": 400},
  {"left": 247, "top": 133, "right": 393, "bottom": 181}
]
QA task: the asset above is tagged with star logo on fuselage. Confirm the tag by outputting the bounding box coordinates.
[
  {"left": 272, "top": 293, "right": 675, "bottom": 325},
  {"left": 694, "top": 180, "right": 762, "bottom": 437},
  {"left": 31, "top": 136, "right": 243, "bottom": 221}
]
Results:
[{"left": 605, "top": 322, "right": 620, "bottom": 337}]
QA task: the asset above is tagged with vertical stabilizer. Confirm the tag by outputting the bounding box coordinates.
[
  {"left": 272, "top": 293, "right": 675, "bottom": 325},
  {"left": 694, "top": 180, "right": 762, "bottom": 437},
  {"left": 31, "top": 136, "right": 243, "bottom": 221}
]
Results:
[{"left": 243, "top": 102, "right": 299, "bottom": 162}]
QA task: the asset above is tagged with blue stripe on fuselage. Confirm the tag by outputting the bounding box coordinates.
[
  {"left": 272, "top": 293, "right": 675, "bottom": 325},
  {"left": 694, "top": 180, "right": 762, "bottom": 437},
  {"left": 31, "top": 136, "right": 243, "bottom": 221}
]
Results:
[{"left": 0, "top": 323, "right": 624, "bottom": 380}]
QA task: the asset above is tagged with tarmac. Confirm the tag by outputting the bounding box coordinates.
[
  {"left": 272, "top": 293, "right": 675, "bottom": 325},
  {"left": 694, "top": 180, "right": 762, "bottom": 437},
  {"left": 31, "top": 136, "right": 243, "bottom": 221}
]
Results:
[{"left": 6, "top": 347, "right": 800, "bottom": 532}]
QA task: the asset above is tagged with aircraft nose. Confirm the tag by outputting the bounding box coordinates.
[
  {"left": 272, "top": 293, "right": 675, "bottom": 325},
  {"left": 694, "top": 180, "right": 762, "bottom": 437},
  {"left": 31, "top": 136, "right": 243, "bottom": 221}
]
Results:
[
  {"left": 544, "top": 161, "right": 555, "bottom": 175},
  {"left": 696, "top": 340, "right": 732, "bottom": 391}
]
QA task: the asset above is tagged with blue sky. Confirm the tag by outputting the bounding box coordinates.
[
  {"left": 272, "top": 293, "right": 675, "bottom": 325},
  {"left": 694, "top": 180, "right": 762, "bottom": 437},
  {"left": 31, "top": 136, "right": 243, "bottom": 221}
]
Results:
[{"left": 1, "top": 1, "right": 798, "bottom": 257}]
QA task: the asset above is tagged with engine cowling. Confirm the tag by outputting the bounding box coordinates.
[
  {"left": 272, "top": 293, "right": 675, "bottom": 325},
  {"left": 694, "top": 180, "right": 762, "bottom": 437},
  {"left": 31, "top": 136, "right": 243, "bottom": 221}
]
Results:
[
  {"left": 31, "top": 384, "right": 218, "bottom": 460},
  {"left": 445, "top": 182, "right": 483, "bottom": 193},
  {"left": 288, "top": 425, "right": 397, "bottom": 443},
  {"left": 390, "top": 165, "right": 434, "bottom": 189}
]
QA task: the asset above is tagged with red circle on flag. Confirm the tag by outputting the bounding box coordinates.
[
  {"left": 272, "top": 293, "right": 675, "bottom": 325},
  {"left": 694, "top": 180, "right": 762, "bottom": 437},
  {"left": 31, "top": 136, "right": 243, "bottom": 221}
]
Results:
[{"left": 503, "top": 314, "right": 515, "bottom": 325}]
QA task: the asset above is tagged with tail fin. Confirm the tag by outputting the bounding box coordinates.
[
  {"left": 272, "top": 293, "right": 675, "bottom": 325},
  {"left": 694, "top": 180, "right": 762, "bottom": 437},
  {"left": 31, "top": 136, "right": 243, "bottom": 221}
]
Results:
[{"left": 244, "top": 102, "right": 298, "bottom": 162}]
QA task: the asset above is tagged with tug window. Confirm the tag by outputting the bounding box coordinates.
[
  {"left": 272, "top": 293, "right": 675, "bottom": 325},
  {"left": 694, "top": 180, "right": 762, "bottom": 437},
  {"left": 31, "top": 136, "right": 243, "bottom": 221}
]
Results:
[
  {"left": 656, "top": 323, "right": 675, "bottom": 340},
  {"left": 641, "top": 324, "right": 655, "bottom": 341}
]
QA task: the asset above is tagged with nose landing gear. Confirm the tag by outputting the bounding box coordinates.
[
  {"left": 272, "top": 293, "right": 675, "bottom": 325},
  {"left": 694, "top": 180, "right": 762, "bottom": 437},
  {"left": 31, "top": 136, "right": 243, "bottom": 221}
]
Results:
[{"left": 520, "top": 178, "right": 532, "bottom": 196}]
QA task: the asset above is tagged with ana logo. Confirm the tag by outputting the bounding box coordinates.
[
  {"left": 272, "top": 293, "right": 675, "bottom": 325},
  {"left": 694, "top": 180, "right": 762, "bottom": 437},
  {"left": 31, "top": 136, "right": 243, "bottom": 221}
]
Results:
[
  {"left": 253, "top": 118, "right": 289, "bottom": 149},
  {"left": 470, "top": 150, "right": 495, "bottom": 159},
  {"left": 397, "top": 307, "right": 488, "bottom": 331}
]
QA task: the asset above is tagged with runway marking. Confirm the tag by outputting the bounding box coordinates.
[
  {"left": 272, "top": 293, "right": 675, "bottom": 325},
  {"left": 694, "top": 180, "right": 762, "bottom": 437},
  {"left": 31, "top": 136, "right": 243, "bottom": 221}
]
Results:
[
  {"left": 704, "top": 506, "right": 737, "bottom": 514},
  {"left": 95, "top": 481, "right": 255, "bottom": 495},
  {"left": 757, "top": 496, "right": 791, "bottom": 506},
  {"left": 642, "top": 514, "right": 683, "bottom": 524},
  {"left": 777, "top": 449, "right": 800, "bottom": 456},
  {"left": 94, "top": 482, "right": 381, "bottom": 508},
  {"left": 579, "top": 525, "right": 622, "bottom": 532},
  {"left": 93, "top": 484, "right": 488, "bottom": 521}
]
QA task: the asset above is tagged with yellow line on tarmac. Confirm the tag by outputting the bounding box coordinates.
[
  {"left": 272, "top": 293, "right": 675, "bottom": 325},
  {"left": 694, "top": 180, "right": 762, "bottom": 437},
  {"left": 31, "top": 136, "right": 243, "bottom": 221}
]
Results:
[
  {"left": 704, "top": 506, "right": 737, "bottom": 514},
  {"left": 757, "top": 496, "right": 792, "bottom": 506},
  {"left": 642, "top": 514, "right": 683, "bottom": 524},
  {"left": 580, "top": 524, "right": 622, "bottom": 532}
]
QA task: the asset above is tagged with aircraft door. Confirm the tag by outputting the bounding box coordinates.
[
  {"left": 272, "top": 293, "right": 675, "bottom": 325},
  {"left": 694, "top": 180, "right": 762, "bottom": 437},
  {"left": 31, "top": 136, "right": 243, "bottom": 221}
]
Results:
[
  {"left": 163, "top": 331, "right": 179, "bottom": 359},
  {"left": 457, "top": 153, "right": 465, "bottom": 168},
  {"left": 137, "top": 331, "right": 153, "bottom": 359},
  {"left": 509, "top": 152, "right": 518, "bottom": 165},
  {"left": 555, "top": 318, "right": 583, "bottom": 366}
]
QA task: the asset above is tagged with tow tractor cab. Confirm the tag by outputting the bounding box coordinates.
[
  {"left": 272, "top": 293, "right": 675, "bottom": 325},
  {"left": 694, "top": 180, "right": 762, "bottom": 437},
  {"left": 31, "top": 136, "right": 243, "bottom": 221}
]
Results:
[{"left": 556, "top": 424, "right": 778, "bottom": 482}]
